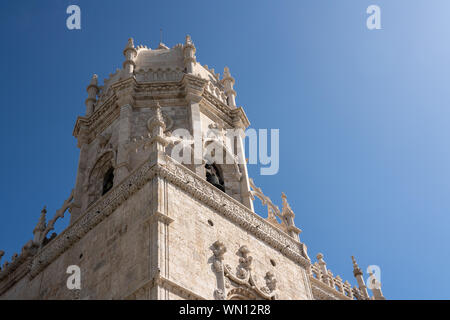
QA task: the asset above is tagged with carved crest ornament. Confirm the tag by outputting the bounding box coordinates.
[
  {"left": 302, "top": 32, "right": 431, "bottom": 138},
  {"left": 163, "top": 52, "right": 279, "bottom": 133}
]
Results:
[{"left": 211, "top": 241, "right": 277, "bottom": 300}]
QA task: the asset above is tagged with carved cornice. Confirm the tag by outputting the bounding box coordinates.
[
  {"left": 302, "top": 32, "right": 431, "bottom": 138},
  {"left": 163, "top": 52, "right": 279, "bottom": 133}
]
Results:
[
  {"left": 182, "top": 74, "right": 208, "bottom": 102},
  {"left": 199, "top": 98, "right": 234, "bottom": 128},
  {"left": 73, "top": 74, "right": 237, "bottom": 144},
  {"left": 158, "top": 156, "right": 311, "bottom": 268},
  {"left": 231, "top": 107, "right": 250, "bottom": 129},
  {"left": 202, "top": 90, "right": 232, "bottom": 118}
]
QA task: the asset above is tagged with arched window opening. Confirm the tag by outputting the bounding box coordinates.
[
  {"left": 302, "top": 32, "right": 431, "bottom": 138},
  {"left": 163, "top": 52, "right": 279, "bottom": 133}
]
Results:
[
  {"left": 102, "top": 167, "right": 114, "bottom": 195},
  {"left": 205, "top": 163, "right": 225, "bottom": 192}
]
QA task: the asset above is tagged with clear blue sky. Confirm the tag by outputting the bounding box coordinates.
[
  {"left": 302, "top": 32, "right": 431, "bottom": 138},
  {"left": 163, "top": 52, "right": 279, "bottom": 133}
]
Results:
[{"left": 0, "top": 0, "right": 449, "bottom": 300}]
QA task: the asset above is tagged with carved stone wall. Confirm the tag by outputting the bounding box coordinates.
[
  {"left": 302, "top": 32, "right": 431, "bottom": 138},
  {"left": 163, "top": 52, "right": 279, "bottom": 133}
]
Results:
[
  {"left": 0, "top": 180, "right": 153, "bottom": 299},
  {"left": 164, "top": 180, "right": 312, "bottom": 300},
  {"left": 0, "top": 156, "right": 313, "bottom": 300}
]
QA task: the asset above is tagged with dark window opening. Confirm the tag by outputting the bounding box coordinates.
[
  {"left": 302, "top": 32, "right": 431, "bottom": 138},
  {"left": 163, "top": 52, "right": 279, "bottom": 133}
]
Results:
[
  {"left": 205, "top": 163, "right": 225, "bottom": 192},
  {"left": 102, "top": 167, "right": 114, "bottom": 195}
]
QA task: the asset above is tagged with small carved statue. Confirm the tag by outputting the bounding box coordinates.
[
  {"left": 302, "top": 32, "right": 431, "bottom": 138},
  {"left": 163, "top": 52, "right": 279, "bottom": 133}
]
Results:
[
  {"left": 237, "top": 245, "right": 253, "bottom": 279},
  {"left": 212, "top": 240, "right": 226, "bottom": 273}
]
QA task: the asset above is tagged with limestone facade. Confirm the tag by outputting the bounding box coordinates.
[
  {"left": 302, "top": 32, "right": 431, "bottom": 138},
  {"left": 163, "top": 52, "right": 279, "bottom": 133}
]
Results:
[{"left": 0, "top": 36, "right": 385, "bottom": 300}]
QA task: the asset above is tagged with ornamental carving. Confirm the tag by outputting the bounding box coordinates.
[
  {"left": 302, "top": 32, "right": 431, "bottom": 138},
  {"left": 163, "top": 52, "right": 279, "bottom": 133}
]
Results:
[{"left": 211, "top": 243, "right": 278, "bottom": 300}]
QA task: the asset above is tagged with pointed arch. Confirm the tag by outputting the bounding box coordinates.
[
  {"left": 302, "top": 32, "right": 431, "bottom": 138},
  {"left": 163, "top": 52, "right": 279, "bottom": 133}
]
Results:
[{"left": 87, "top": 151, "right": 115, "bottom": 206}]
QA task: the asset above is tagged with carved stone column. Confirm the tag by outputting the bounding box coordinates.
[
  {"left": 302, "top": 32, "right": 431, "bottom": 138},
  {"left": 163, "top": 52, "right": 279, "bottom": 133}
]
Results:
[
  {"left": 183, "top": 75, "right": 207, "bottom": 176},
  {"left": 85, "top": 74, "right": 99, "bottom": 116},
  {"left": 144, "top": 102, "right": 174, "bottom": 299},
  {"left": 147, "top": 175, "right": 174, "bottom": 299},
  {"left": 352, "top": 256, "right": 370, "bottom": 299},
  {"left": 231, "top": 110, "right": 254, "bottom": 211}
]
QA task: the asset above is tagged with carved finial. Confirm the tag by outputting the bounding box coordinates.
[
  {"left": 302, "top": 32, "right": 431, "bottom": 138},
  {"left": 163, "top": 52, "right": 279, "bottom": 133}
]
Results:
[
  {"left": 221, "top": 67, "right": 236, "bottom": 107},
  {"left": 125, "top": 38, "right": 135, "bottom": 50},
  {"left": 123, "top": 37, "right": 137, "bottom": 76},
  {"left": 352, "top": 256, "right": 363, "bottom": 276},
  {"left": 281, "top": 192, "right": 294, "bottom": 217},
  {"left": 85, "top": 74, "right": 99, "bottom": 116},
  {"left": 90, "top": 74, "right": 98, "bottom": 85},
  {"left": 34, "top": 206, "right": 47, "bottom": 234},
  {"left": 351, "top": 256, "right": 370, "bottom": 299},
  {"left": 154, "top": 102, "right": 165, "bottom": 124},
  {"left": 146, "top": 102, "right": 167, "bottom": 140},
  {"left": 317, "top": 253, "right": 325, "bottom": 264},
  {"left": 185, "top": 34, "right": 193, "bottom": 46},
  {"left": 183, "top": 35, "right": 196, "bottom": 74},
  {"left": 224, "top": 66, "right": 231, "bottom": 77}
]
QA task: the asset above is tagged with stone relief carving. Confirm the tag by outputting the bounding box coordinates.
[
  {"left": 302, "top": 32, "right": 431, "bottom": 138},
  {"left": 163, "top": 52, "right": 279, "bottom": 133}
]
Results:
[
  {"left": 236, "top": 245, "right": 252, "bottom": 279},
  {"left": 211, "top": 242, "right": 278, "bottom": 300},
  {"left": 146, "top": 107, "right": 174, "bottom": 133},
  {"left": 127, "top": 105, "right": 178, "bottom": 154}
]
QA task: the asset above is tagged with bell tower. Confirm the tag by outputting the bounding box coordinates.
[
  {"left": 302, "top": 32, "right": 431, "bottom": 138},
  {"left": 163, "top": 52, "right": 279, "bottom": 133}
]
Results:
[
  {"left": 70, "top": 36, "right": 254, "bottom": 224},
  {"left": 0, "top": 36, "right": 384, "bottom": 301}
]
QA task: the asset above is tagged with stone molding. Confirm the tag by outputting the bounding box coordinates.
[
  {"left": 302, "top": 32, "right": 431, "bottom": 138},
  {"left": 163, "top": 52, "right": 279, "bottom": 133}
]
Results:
[{"left": 73, "top": 74, "right": 249, "bottom": 146}]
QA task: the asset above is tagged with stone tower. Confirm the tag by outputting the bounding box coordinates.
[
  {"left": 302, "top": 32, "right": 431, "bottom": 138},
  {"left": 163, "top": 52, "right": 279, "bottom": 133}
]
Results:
[{"left": 0, "top": 36, "right": 385, "bottom": 300}]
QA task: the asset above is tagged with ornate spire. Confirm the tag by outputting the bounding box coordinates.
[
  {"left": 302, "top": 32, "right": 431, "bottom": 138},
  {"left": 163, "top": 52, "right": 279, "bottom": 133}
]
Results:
[
  {"left": 147, "top": 102, "right": 169, "bottom": 154},
  {"left": 351, "top": 255, "right": 370, "bottom": 299},
  {"left": 33, "top": 206, "right": 47, "bottom": 244},
  {"left": 123, "top": 37, "right": 137, "bottom": 77},
  {"left": 221, "top": 66, "right": 237, "bottom": 108},
  {"left": 124, "top": 37, "right": 135, "bottom": 52},
  {"left": 183, "top": 34, "right": 196, "bottom": 74},
  {"left": 352, "top": 255, "right": 363, "bottom": 277},
  {"left": 33, "top": 206, "right": 47, "bottom": 234},
  {"left": 316, "top": 253, "right": 330, "bottom": 285},
  {"left": 281, "top": 193, "right": 294, "bottom": 217},
  {"left": 185, "top": 34, "right": 194, "bottom": 46},
  {"left": 281, "top": 192, "right": 301, "bottom": 239},
  {"left": 148, "top": 102, "right": 166, "bottom": 132},
  {"left": 85, "top": 74, "right": 99, "bottom": 116}
]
